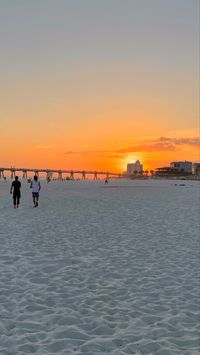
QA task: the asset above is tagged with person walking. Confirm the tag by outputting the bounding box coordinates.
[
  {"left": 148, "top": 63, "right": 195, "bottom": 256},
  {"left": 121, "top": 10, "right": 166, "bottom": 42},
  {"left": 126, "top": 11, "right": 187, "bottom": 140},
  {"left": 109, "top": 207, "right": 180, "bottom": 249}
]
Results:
[
  {"left": 10, "top": 176, "right": 21, "bottom": 208},
  {"left": 30, "top": 175, "right": 41, "bottom": 207}
]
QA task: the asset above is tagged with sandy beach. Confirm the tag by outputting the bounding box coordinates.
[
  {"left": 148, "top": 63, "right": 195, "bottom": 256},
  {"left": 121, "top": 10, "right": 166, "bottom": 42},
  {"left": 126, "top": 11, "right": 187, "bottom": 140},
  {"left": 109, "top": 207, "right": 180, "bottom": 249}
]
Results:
[{"left": 0, "top": 179, "right": 199, "bottom": 354}]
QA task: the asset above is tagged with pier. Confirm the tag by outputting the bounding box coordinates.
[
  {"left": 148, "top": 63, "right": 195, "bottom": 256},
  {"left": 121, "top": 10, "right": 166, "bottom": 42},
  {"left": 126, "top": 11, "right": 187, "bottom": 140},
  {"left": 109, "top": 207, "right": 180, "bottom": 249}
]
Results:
[{"left": 0, "top": 167, "right": 121, "bottom": 180}]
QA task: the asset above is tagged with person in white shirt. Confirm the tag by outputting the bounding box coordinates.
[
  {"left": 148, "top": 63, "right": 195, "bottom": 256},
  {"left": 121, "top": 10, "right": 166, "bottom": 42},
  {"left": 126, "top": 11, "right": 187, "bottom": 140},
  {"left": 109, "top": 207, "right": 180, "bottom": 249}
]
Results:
[{"left": 30, "top": 175, "right": 41, "bottom": 207}]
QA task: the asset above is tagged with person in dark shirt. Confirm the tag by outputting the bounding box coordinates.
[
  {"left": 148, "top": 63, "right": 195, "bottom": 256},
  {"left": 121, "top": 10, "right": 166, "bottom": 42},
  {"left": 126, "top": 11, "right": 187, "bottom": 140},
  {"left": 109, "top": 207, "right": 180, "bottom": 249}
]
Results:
[{"left": 10, "top": 176, "right": 21, "bottom": 208}]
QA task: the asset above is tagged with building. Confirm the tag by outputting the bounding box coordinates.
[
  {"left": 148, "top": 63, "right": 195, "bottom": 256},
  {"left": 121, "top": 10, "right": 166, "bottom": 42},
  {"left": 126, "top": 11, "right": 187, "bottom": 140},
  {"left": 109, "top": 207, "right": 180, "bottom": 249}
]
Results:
[
  {"left": 155, "top": 167, "right": 174, "bottom": 177},
  {"left": 193, "top": 163, "right": 200, "bottom": 175},
  {"left": 127, "top": 160, "right": 143, "bottom": 175},
  {"left": 155, "top": 161, "right": 194, "bottom": 177},
  {"left": 170, "top": 161, "right": 192, "bottom": 174}
]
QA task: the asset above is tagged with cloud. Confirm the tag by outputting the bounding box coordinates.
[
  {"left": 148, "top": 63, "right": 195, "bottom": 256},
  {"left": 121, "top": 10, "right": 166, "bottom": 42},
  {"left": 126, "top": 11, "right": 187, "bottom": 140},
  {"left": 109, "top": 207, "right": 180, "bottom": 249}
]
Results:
[
  {"left": 35, "top": 144, "right": 55, "bottom": 149},
  {"left": 116, "top": 136, "right": 200, "bottom": 153},
  {"left": 159, "top": 137, "right": 200, "bottom": 146},
  {"left": 117, "top": 142, "right": 175, "bottom": 153},
  {"left": 63, "top": 150, "right": 107, "bottom": 155},
  {"left": 62, "top": 136, "right": 199, "bottom": 157},
  {"left": 63, "top": 151, "right": 74, "bottom": 154},
  {"left": 63, "top": 150, "right": 124, "bottom": 159}
]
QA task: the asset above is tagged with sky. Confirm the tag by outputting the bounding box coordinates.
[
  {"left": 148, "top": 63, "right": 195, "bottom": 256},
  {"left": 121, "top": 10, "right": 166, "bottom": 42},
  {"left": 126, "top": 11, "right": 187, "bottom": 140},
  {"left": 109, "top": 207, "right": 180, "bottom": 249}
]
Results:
[{"left": 0, "top": 0, "right": 199, "bottom": 172}]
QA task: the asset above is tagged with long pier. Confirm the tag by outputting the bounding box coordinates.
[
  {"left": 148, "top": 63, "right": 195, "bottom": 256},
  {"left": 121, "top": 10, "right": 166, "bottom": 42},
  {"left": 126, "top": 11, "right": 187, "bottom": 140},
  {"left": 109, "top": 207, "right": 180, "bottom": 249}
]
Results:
[{"left": 0, "top": 167, "right": 121, "bottom": 180}]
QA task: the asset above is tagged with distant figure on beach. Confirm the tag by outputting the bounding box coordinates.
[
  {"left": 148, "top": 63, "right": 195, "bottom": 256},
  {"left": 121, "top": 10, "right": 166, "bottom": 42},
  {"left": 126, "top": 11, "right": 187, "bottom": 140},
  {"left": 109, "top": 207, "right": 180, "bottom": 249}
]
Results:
[
  {"left": 30, "top": 175, "right": 41, "bottom": 207},
  {"left": 10, "top": 176, "right": 21, "bottom": 208},
  {"left": 105, "top": 179, "right": 108, "bottom": 184}
]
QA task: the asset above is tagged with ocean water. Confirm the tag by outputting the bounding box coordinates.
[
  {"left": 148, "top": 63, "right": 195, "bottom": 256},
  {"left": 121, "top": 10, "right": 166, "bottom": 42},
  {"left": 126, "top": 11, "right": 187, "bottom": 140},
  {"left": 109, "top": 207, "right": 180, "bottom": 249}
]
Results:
[{"left": 0, "top": 179, "right": 199, "bottom": 354}]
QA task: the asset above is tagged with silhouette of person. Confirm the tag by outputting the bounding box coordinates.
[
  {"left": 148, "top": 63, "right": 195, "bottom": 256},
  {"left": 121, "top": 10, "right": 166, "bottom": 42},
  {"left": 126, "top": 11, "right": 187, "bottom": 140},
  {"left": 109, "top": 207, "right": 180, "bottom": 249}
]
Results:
[
  {"left": 30, "top": 175, "right": 41, "bottom": 207},
  {"left": 10, "top": 176, "right": 21, "bottom": 208}
]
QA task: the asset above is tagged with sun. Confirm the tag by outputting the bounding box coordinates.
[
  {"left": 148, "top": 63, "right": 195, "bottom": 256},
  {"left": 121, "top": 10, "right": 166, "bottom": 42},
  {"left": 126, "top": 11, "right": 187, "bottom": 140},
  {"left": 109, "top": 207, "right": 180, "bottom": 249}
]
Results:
[
  {"left": 125, "top": 154, "right": 142, "bottom": 165},
  {"left": 120, "top": 154, "right": 143, "bottom": 172}
]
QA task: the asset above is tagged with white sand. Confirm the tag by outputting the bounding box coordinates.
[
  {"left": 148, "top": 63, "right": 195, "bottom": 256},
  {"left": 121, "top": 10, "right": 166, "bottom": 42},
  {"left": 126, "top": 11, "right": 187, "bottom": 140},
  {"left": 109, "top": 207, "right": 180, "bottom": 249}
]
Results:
[{"left": 0, "top": 179, "right": 199, "bottom": 355}]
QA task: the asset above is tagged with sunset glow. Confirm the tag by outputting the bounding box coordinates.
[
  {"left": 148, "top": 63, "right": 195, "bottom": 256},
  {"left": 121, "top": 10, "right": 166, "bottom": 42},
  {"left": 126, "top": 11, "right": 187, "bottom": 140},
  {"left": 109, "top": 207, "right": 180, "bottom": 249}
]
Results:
[{"left": 0, "top": 1, "right": 199, "bottom": 172}]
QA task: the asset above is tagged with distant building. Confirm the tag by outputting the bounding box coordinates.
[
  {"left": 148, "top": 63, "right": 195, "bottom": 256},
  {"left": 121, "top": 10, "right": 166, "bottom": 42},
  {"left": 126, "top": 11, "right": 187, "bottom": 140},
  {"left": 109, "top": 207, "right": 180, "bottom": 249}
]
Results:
[
  {"left": 193, "top": 163, "right": 200, "bottom": 175},
  {"left": 155, "top": 167, "right": 175, "bottom": 177},
  {"left": 127, "top": 160, "right": 143, "bottom": 175},
  {"left": 170, "top": 161, "right": 192, "bottom": 174},
  {"left": 155, "top": 161, "right": 193, "bottom": 177}
]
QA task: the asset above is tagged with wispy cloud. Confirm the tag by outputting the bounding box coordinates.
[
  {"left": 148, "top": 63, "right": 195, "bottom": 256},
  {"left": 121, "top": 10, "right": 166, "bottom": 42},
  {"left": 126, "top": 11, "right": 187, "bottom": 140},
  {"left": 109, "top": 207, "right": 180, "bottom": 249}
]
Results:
[
  {"left": 62, "top": 136, "right": 199, "bottom": 157},
  {"left": 35, "top": 144, "right": 55, "bottom": 149},
  {"left": 116, "top": 136, "right": 200, "bottom": 153},
  {"left": 63, "top": 150, "right": 123, "bottom": 159},
  {"left": 159, "top": 137, "right": 200, "bottom": 146},
  {"left": 117, "top": 142, "right": 175, "bottom": 153},
  {"left": 63, "top": 150, "right": 109, "bottom": 155}
]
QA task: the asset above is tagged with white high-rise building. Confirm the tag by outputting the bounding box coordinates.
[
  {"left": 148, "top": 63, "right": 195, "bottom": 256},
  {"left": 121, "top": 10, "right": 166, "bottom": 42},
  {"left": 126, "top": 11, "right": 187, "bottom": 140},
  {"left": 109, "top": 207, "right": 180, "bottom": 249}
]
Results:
[{"left": 127, "top": 160, "right": 143, "bottom": 175}]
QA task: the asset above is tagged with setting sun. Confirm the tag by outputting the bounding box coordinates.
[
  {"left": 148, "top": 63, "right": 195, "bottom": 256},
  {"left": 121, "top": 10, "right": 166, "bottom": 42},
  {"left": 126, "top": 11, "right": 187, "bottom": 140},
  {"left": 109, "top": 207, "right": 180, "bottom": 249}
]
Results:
[{"left": 122, "top": 154, "right": 143, "bottom": 172}]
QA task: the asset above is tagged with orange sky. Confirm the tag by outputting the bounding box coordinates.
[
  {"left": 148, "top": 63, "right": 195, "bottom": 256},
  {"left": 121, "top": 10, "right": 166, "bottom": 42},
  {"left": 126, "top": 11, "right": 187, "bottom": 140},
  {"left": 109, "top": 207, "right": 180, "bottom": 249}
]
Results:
[{"left": 0, "top": 1, "right": 199, "bottom": 173}]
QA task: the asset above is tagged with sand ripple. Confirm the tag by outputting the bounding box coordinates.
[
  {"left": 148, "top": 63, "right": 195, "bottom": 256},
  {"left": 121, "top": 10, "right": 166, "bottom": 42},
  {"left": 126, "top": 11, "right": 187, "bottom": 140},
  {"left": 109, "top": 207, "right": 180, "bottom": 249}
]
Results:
[{"left": 0, "top": 180, "right": 199, "bottom": 354}]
